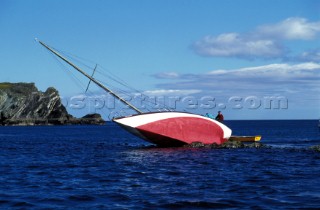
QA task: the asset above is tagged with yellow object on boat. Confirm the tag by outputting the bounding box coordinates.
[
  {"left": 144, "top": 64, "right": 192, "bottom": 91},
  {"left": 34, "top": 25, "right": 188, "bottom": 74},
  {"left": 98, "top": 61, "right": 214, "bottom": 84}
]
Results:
[{"left": 229, "top": 135, "right": 261, "bottom": 142}]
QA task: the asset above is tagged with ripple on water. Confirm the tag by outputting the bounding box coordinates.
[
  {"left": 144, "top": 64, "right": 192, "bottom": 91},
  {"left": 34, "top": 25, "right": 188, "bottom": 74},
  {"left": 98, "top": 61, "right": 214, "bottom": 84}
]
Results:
[
  {"left": 67, "top": 195, "right": 96, "bottom": 202},
  {"left": 158, "top": 200, "right": 247, "bottom": 209}
]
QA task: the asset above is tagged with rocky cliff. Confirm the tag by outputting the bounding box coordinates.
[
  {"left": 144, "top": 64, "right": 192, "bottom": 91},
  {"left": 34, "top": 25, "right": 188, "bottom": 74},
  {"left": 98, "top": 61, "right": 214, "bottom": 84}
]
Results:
[{"left": 0, "top": 82, "right": 105, "bottom": 125}]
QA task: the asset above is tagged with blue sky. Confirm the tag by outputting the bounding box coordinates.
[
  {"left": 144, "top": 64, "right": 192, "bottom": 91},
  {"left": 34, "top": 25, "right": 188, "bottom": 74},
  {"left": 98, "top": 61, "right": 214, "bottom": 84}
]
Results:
[{"left": 1, "top": 0, "right": 319, "bottom": 119}]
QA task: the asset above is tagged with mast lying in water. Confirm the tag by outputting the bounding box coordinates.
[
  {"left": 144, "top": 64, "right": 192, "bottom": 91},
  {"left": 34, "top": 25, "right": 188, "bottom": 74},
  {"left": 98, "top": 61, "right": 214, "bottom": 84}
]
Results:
[{"left": 36, "top": 39, "right": 143, "bottom": 114}]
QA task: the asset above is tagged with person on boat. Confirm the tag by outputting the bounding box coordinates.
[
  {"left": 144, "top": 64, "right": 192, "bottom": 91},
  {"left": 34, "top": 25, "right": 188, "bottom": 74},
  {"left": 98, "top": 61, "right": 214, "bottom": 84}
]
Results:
[
  {"left": 215, "top": 111, "right": 224, "bottom": 122},
  {"left": 205, "top": 113, "right": 215, "bottom": 119}
]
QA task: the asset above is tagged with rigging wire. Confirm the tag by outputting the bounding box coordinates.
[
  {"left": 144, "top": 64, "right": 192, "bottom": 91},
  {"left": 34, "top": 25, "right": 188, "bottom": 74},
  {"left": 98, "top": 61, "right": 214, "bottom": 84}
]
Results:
[
  {"left": 53, "top": 47, "right": 97, "bottom": 70},
  {"left": 95, "top": 66, "right": 173, "bottom": 111},
  {"left": 45, "top": 44, "right": 174, "bottom": 114},
  {"left": 46, "top": 44, "right": 137, "bottom": 94},
  {"left": 49, "top": 52, "right": 86, "bottom": 91},
  {"left": 46, "top": 49, "right": 113, "bottom": 118}
]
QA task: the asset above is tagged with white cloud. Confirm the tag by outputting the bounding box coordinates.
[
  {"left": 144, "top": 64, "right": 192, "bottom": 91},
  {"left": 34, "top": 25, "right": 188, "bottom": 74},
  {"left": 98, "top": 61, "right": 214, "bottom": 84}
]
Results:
[
  {"left": 193, "top": 33, "right": 283, "bottom": 59},
  {"left": 287, "top": 48, "right": 320, "bottom": 62},
  {"left": 154, "top": 62, "right": 320, "bottom": 97},
  {"left": 153, "top": 72, "right": 180, "bottom": 79},
  {"left": 192, "top": 17, "right": 320, "bottom": 60},
  {"left": 256, "top": 17, "right": 320, "bottom": 40},
  {"left": 143, "top": 89, "right": 201, "bottom": 96},
  {"left": 208, "top": 62, "right": 320, "bottom": 77}
]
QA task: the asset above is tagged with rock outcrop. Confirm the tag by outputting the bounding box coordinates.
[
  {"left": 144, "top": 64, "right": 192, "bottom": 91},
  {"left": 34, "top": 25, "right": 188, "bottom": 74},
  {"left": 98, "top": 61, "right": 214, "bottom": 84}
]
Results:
[
  {"left": 67, "top": 113, "right": 105, "bottom": 125},
  {"left": 184, "top": 140, "right": 270, "bottom": 149},
  {"left": 0, "top": 82, "right": 105, "bottom": 125},
  {"left": 309, "top": 145, "right": 320, "bottom": 152}
]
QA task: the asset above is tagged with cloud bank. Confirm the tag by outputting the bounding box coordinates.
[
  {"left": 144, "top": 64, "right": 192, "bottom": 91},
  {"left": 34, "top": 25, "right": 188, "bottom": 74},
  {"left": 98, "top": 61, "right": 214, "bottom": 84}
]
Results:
[
  {"left": 153, "top": 62, "right": 320, "bottom": 97},
  {"left": 192, "top": 17, "right": 320, "bottom": 60}
]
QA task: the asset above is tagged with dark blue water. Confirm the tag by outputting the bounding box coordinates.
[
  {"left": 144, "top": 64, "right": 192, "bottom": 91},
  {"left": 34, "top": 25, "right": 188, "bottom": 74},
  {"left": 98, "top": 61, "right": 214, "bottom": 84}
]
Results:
[{"left": 0, "top": 120, "right": 319, "bottom": 209}]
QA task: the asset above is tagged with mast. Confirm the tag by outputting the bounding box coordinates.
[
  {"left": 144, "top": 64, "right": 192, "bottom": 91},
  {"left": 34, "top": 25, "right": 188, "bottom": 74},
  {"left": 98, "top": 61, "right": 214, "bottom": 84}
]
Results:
[{"left": 36, "top": 39, "right": 143, "bottom": 114}]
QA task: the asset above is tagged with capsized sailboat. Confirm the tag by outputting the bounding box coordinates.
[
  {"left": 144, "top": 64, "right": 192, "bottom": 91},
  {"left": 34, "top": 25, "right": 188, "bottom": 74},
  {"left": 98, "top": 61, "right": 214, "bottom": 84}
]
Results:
[{"left": 36, "top": 39, "right": 232, "bottom": 147}]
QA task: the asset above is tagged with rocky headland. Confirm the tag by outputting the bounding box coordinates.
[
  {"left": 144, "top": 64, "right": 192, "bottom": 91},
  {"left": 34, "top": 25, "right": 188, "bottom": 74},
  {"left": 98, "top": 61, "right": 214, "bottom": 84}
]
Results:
[{"left": 0, "top": 82, "right": 105, "bottom": 126}]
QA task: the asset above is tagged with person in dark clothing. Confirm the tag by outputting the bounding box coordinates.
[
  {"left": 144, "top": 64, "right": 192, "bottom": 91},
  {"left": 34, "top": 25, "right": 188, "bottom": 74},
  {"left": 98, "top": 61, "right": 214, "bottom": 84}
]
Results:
[{"left": 215, "top": 111, "right": 224, "bottom": 122}]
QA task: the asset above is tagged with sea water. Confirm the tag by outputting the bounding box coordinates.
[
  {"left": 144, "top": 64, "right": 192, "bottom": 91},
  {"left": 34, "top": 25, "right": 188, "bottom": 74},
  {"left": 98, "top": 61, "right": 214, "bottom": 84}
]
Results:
[{"left": 0, "top": 120, "right": 319, "bottom": 209}]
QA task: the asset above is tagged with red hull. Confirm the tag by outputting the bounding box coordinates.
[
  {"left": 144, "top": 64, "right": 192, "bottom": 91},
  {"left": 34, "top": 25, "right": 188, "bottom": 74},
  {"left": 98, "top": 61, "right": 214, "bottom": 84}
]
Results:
[{"left": 113, "top": 112, "right": 232, "bottom": 147}]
